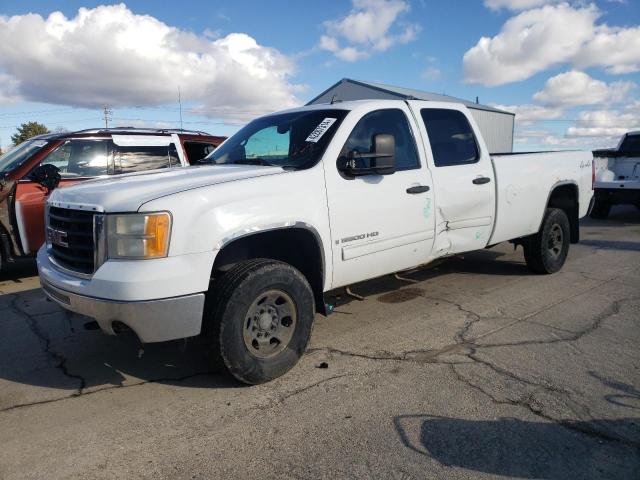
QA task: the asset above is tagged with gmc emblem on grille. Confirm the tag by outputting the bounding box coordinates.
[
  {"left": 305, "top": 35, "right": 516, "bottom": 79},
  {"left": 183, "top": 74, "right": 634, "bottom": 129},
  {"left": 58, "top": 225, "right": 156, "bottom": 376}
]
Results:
[{"left": 47, "top": 227, "right": 69, "bottom": 248}]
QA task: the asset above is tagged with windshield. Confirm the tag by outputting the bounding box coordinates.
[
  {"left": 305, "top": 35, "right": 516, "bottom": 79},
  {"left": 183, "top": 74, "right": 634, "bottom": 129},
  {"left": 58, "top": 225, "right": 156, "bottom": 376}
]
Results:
[
  {"left": 204, "top": 109, "right": 348, "bottom": 170},
  {"left": 0, "top": 138, "right": 50, "bottom": 174}
]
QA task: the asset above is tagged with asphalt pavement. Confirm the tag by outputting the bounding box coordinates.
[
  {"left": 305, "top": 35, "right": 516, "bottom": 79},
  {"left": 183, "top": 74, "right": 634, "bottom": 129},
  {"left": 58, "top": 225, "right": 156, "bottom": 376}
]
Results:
[{"left": 1, "top": 206, "right": 639, "bottom": 479}]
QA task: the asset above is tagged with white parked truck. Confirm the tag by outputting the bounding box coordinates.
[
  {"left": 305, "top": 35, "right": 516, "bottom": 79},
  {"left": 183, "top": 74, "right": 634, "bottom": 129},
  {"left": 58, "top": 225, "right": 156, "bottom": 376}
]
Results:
[
  {"left": 591, "top": 131, "right": 640, "bottom": 218},
  {"left": 38, "top": 100, "right": 594, "bottom": 384}
]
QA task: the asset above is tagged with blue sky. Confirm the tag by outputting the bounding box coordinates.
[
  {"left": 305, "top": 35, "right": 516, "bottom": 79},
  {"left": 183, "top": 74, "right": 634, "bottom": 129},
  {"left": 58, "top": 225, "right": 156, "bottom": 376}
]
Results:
[{"left": 0, "top": 0, "right": 638, "bottom": 151}]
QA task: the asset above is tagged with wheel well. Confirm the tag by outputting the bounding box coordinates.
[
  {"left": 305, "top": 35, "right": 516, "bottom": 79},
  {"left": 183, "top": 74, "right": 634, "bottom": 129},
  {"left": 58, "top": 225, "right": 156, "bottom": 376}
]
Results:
[
  {"left": 212, "top": 228, "right": 327, "bottom": 314},
  {"left": 547, "top": 184, "right": 579, "bottom": 243}
]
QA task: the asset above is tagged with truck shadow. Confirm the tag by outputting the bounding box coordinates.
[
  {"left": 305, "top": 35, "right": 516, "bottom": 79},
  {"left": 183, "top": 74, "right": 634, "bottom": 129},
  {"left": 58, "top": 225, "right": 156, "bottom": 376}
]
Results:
[
  {"left": 327, "top": 248, "right": 527, "bottom": 308},
  {"left": 0, "top": 248, "right": 522, "bottom": 395},
  {"left": 0, "top": 258, "right": 38, "bottom": 282},
  {"left": 394, "top": 414, "right": 640, "bottom": 479},
  {"left": 580, "top": 239, "right": 640, "bottom": 252},
  {"left": 0, "top": 287, "right": 241, "bottom": 395},
  {"left": 581, "top": 205, "right": 640, "bottom": 227}
]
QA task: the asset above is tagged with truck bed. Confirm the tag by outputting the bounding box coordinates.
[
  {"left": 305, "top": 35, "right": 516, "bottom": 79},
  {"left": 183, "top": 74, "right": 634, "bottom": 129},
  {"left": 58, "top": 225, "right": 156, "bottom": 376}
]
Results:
[{"left": 489, "top": 151, "right": 593, "bottom": 245}]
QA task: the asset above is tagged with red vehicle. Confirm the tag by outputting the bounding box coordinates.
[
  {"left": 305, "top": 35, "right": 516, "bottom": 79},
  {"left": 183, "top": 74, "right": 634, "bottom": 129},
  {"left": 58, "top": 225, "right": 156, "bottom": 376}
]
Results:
[{"left": 0, "top": 128, "right": 225, "bottom": 272}]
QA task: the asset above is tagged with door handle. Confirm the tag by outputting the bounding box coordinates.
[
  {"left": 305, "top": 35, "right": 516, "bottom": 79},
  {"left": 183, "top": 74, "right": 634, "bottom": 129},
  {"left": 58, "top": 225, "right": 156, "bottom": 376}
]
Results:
[
  {"left": 472, "top": 176, "right": 491, "bottom": 185},
  {"left": 406, "top": 185, "right": 430, "bottom": 194}
]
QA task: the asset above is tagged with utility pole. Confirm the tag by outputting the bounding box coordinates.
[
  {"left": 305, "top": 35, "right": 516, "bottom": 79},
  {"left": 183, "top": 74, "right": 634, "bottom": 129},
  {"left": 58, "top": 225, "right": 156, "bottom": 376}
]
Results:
[
  {"left": 102, "top": 105, "right": 113, "bottom": 128},
  {"left": 178, "top": 86, "right": 183, "bottom": 130}
]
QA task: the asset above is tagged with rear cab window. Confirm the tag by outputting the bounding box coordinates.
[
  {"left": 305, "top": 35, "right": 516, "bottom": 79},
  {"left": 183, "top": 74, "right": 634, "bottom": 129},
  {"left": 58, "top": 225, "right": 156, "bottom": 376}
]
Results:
[{"left": 420, "top": 109, "right": 480, "bottom": 167}]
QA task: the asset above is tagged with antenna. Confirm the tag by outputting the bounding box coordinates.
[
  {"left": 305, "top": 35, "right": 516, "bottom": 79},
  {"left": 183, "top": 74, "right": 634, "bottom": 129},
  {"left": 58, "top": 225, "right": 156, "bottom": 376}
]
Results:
[
  {"left": 178, "top": 86, "right": 183, "bottom": 130},
  {"left": 476, "top": 96, "right": 480, "bottom": 104},
  {"left": 102, "top": 105, "right": 113, "bottom": 128}
]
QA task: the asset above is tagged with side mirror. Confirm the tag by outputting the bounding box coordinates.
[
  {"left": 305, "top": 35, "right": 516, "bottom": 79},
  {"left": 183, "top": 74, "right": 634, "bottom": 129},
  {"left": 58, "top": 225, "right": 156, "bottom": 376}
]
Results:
[
  {"left": 339, "top": 133, "right": 396, "bottom": 176},
  {"left": 29, "top": 164, "right": 61, "bottom": 191}
]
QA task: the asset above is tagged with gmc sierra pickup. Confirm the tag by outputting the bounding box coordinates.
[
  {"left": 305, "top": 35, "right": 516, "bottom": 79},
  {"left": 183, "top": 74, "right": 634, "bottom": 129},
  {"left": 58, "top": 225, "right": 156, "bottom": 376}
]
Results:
[{"left": 38, "top": 100, "right": 594, "bottom": 384}]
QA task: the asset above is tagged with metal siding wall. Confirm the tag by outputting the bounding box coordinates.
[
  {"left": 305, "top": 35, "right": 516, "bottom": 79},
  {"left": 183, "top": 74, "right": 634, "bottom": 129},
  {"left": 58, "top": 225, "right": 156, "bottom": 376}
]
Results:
[
  {"left": 311, "top": 83, "right": 398, "bottom": 104},
  {"left": 469, "top": 108, "right": 514, "bottom": 153},
  {"left": 310, "top": 84, "right": 515, "bottom": 154}
]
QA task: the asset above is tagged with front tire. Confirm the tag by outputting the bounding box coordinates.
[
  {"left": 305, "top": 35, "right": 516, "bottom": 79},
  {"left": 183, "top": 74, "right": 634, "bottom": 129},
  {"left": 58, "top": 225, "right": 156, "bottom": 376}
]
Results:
[
  {"left": 523, "top": 208, "right": 570, "bottom": 274},
  {"left": 205, "top": 259, "right": 315, "bottom": 384}
]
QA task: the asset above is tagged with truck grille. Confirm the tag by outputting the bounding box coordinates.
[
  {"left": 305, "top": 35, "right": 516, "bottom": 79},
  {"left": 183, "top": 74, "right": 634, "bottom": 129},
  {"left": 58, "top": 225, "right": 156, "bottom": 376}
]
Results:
[{"left": 48, "top": 207, "right": 95, "bottom": 275}]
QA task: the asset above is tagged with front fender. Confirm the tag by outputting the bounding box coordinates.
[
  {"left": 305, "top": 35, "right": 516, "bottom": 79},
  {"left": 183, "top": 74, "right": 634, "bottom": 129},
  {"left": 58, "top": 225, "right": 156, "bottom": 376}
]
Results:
[{"left": 138, "top": 166, "right": 333, "bottom": 290}]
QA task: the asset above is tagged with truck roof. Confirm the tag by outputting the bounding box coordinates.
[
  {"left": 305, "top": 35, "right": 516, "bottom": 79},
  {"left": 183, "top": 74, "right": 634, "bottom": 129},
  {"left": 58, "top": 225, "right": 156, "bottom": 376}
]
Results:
[{"left": 262, "top": 98, "right": 473, "bottom": 118}]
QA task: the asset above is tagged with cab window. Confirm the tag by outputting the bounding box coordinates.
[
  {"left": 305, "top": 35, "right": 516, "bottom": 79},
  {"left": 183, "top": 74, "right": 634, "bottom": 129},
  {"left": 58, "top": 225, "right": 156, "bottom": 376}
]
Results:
[
  {"left": 39, "top": 139, "right": 111, "bottom": 178},
  {"left": 183, "top": 141, "right": 216, "bottom": 163},
  {"left": 113, "top": 144, "right": 180, "bottom": 174},
  {"left": 342, "top": 109, "right": 420, "bottom": 171},
  {"left": 420, "top": 109, "right": 479, "bottom": 167}
]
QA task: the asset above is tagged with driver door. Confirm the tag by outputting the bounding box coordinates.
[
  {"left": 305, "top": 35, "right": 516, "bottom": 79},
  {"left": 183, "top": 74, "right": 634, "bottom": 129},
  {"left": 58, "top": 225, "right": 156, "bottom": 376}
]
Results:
[{"left": 324, "top": 106, "right": 435, "bottom": 288}]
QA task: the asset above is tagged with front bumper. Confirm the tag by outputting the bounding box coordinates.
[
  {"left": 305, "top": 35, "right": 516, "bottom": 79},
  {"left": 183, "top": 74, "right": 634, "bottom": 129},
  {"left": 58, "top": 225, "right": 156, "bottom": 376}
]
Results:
[
  {"left": 40, "top": 278, "right": 205, "bottom": 343},
  {"left": 37, "top": 247, "right": 215, "bottom": 343}
]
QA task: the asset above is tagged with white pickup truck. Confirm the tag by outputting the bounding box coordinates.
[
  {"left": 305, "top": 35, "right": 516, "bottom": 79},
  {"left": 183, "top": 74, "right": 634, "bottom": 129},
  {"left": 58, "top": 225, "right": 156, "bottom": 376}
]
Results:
[
  {"left": 591, "top": 131, "right": 640, "bottom": 218},
  {"left": 38, "top": 100, "right": 594, "bottom": 384}
]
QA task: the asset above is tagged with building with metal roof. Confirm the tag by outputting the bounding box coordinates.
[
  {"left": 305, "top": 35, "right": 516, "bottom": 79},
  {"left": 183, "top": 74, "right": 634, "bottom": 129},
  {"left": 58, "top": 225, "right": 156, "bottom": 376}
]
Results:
[{"left": 307, "top": 78, "right": 515, "bottom": 153}]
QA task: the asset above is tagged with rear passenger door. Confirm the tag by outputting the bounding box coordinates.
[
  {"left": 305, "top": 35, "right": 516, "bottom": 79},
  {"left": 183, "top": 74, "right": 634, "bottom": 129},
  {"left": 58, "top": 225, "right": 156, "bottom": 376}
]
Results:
[{"left": 409, "top": 102, "right": 495, "bottom": 255}]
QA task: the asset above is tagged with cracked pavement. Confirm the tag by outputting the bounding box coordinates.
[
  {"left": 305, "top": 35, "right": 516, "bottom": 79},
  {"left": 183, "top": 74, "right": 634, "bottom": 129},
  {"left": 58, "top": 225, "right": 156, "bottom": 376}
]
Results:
[{"left": 1, "top": 206, "right": 639, "bottom": 479}]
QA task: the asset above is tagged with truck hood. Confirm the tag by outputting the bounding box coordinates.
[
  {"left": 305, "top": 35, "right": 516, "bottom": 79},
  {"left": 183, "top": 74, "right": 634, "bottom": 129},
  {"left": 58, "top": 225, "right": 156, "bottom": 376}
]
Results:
[{"left": 47, "top": 165, "right": 284, "bottom": 212}]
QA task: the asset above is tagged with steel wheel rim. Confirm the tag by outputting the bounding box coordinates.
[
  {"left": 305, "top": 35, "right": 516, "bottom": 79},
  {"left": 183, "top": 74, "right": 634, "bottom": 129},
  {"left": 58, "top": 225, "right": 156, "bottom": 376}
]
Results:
[
  {"left": 547, "top": 223, "right": 563, "bottom": 259},
  {"left": 243, "top": 289, "right": 297, "bottom": 359}
]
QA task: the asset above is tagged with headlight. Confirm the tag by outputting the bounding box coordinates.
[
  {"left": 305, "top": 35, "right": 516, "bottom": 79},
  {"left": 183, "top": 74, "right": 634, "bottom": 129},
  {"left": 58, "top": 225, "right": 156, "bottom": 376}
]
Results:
[{"left": 106, "top": 212, "right": 171, "bottom": 259}]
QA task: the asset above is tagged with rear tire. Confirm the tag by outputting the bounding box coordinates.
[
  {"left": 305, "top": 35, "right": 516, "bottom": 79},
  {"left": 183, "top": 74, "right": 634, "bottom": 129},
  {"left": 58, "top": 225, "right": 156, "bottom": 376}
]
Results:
[
  {"left": 523, "top": 208, "right": 570, "bottom": 274},
  {"left": 590, "top": 198, "right": 611, "bottom": 219},
  {"left": 204, "top": 259, "right": 315, "bottom": 384}
]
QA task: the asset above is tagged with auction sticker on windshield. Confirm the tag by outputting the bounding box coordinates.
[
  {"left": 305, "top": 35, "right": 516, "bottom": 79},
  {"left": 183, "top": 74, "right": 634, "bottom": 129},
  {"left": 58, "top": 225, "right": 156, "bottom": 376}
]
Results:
[{"left": 306, "top": 118, "right": 337, "bottom": 143}]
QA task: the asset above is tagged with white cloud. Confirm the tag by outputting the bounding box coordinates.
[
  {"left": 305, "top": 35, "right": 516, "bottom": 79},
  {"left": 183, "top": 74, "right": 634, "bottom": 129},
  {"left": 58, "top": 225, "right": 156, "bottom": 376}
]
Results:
[
  {"left": 319, "top": 0, "right": 420, "bottom": 62},
  {"left": 574, "top": 24, "right": 640, "bottom": 74},
  {"left": 484, "top": 0, "right": 563, "bottom": 11},
  {"left": 566, "top": 109, "right": 640, "bottom": 138},
  {"left": 421, "top": 66, "right": 441, "bottom": 81},
  {"left": 0, "top": 4, "right": 301, "bottom": 121},
  {"left": 464, "top": 3, "right": 640, "bottom": 86},
  {"left": 533, "top": 70, "right": 636, "bottom": 108},
  {"left": 493, "top": 103, "right": 563, "bottom": 123},
  {"left": 0, "top": 73, "right": 20, "bottom": 105}
]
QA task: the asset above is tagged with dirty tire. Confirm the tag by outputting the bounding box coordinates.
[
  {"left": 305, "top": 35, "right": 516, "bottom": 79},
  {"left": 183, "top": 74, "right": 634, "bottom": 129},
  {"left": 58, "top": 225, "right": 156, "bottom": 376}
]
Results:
[
  {"left": 523, "top": 208, "right": 570, "bottom": 274},
  {"left": 204, "top": 259, "right": 315, "bottom": 385},
  {"left": 590, "top": 198, "right": 611, "bottom": 219}
]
